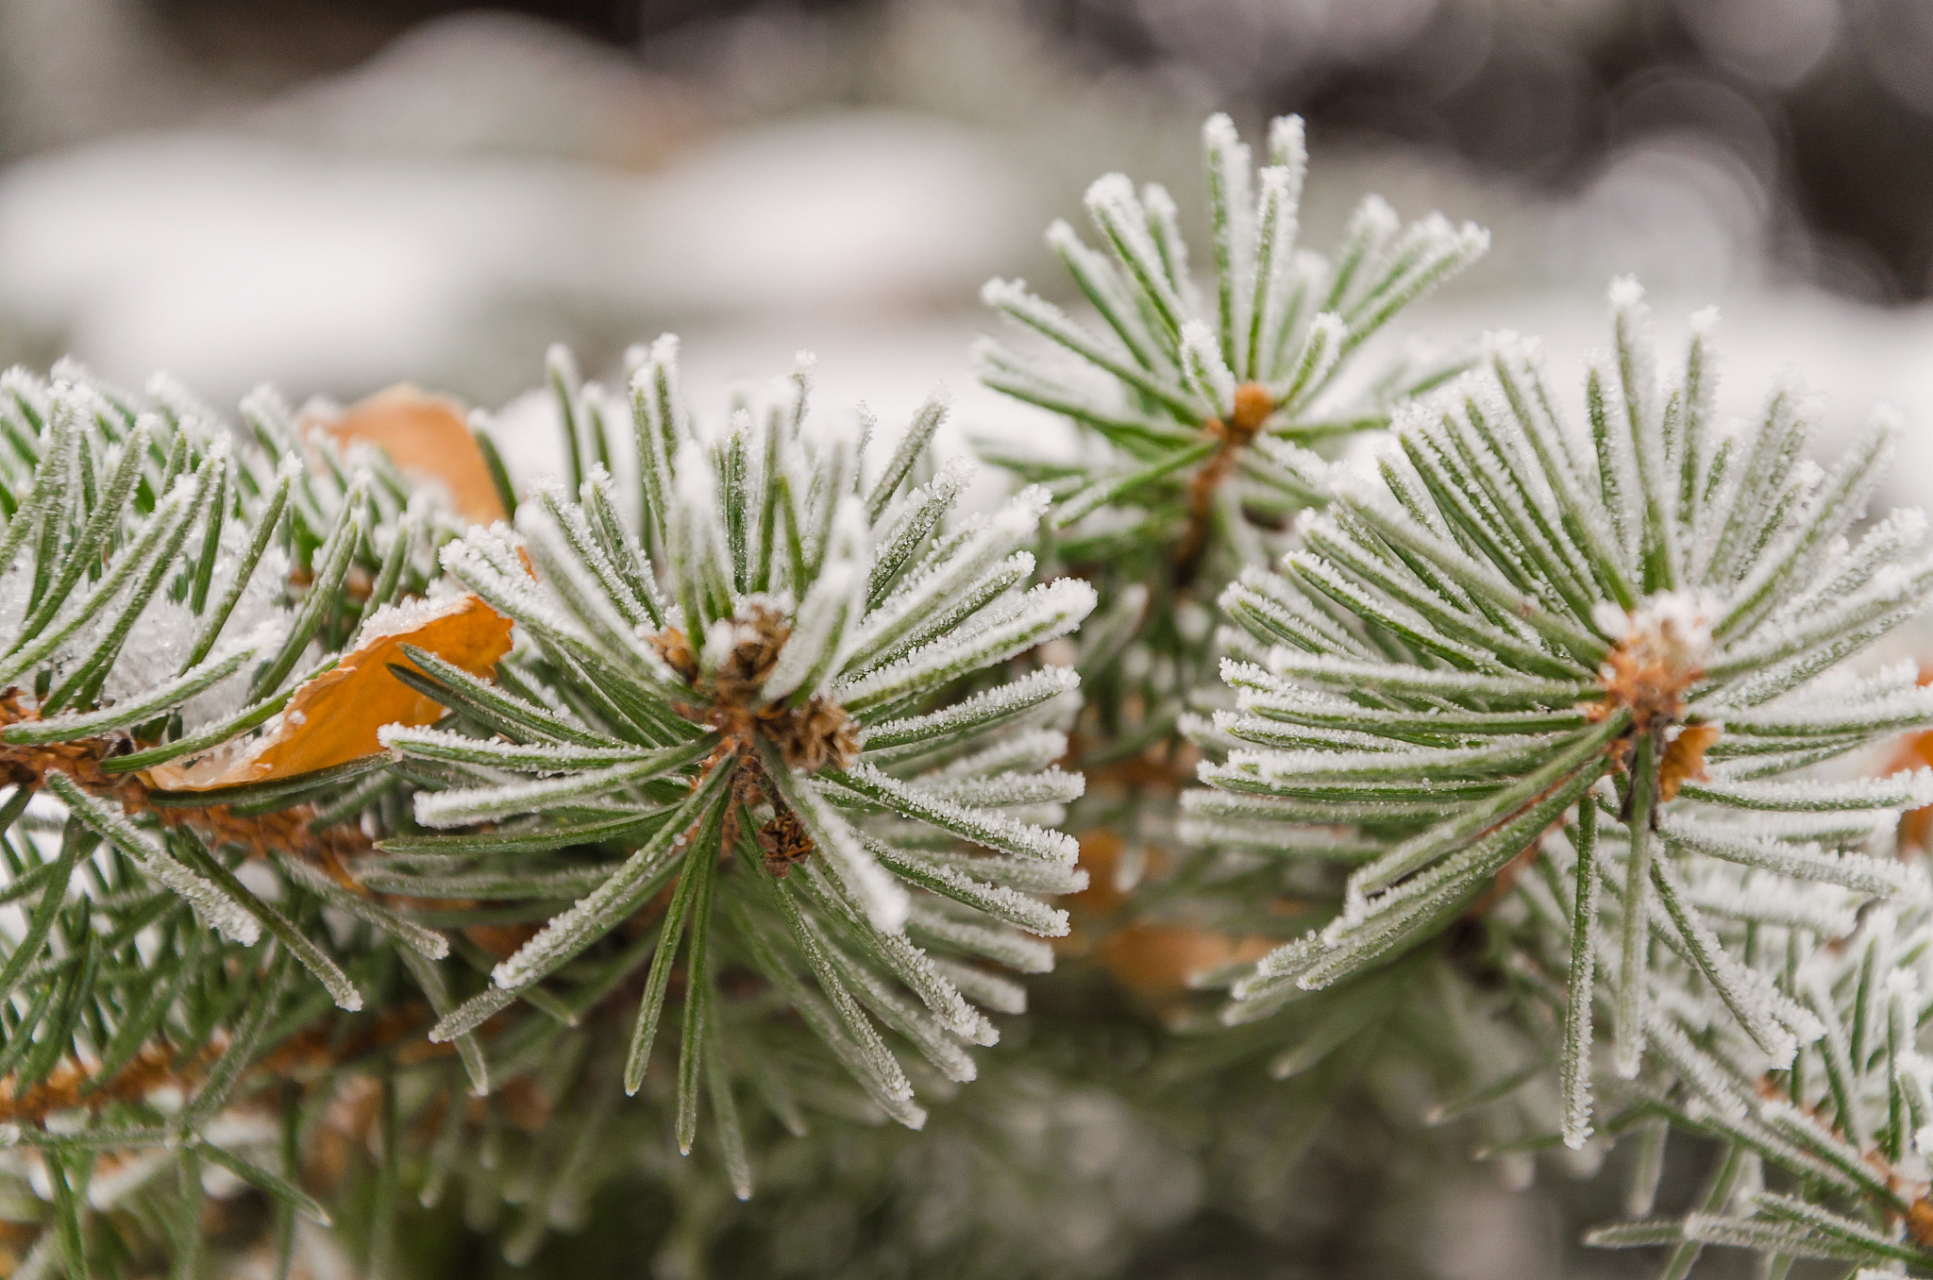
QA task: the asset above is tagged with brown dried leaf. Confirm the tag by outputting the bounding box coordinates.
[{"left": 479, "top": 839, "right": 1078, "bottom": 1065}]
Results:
[
  {"left": 313, "top": 385, "right": 507, "bottom": 525},
  {"left": 1091, "top": 924, "right": 1275, "bottom": 1001},
  {"left": 1659, "top": 723, "right": 1720, "bottom": 802},
  {"left": 1889, "top": 667, "right": 1933, "bottom": 850},
  {"left": 148, "top": 594, "right": 513, "bottom": 791}
]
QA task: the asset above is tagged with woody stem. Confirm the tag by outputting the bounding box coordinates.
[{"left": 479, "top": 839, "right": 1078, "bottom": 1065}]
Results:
[{"left": 1174, "top": 382, "right": 1273, "bottom": 589}]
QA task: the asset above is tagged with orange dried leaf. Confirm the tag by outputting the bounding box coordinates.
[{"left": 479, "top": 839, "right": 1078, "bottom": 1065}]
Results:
[
  {"left": 1909, "top": 1197, "right": 1933, "bottom": 1249},
  {"left": 1065, "top": 827, "right": 1178, "bottom": 919},
  {"left": 1068, "top": 828, "right": 1130, "bottom": 916},
  {"left": 1091, "top": 924, "right": 1275, "bottom": 1001},
  {"left": 148, "top": 594, "right": 513, "bottom": 791},
  {"left": 1890, "top": 669, "right": 1933, "bottom": 849},
  {"left": 313, "top": 385, "right": 507, "bottom": 525},
  {"left": 1660, "top": 723, "right": 1721, "bottom": 802}
]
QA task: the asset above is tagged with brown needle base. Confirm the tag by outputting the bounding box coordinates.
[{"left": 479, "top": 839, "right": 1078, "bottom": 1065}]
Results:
[{"left": 1175, "top": 381, "right": 1274, "bottom": 588}]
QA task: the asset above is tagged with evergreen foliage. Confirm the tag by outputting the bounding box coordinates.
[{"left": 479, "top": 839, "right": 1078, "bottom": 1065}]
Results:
[
  {"left": 0, "top": 364, "right": 466, "bottom": 1276},
  {"left": 0, "top": 110, "right": 1929, "bottom": 1279},
  {"left": 1192, "top": 283, "right": 1933, "bottom": 1270},
  {"left": 977, "top": 113, "right": 1487, "bottom": 777},
  {"left": 384, "top": 339, "right": 1095, "bottom": 1176},
  {"left": 980, "top": 113, "right": 1487, "bottom": 578}
]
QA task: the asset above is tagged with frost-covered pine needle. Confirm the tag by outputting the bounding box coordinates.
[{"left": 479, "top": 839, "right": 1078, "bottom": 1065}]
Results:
[
  {"left": 390, "top": 338, "right": 1094, "bottom": 1176},
  {"left": 1194, "top": 280, "right": 1933, "bottom": 1160}
]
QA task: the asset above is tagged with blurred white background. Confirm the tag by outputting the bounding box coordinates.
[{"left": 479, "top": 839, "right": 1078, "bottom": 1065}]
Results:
[{"left": 4, "top": 0, "right": 1933, "bottom": 517}]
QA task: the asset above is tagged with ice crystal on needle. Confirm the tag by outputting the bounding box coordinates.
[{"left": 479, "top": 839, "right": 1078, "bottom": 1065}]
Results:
[
  {"left": 980, "top": 111, "right": 1487, "bottom": 588},
  {"left": 382, "top": 339, "right": 1093, "bottom": 1174},
  {"left": 1573, "top": 892, "right": 1933, "bottom": 1272},
  {"left": 0, "top": 360, "right": 486, "bottom": 1270},
  {"left": 970, "top": 112, "right": 1491, "bottom": 833},
  {"left": 1193, "top": 280, "right": 1933, "bottom": 1149}
]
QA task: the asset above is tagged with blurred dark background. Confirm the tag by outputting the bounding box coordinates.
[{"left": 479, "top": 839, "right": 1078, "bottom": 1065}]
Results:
[
  {"left": 2, "top": 0, "right": 1930, "bottom": 479},
  {"left": 36, "top": 0, "right": 1933, "bottom": 302}
]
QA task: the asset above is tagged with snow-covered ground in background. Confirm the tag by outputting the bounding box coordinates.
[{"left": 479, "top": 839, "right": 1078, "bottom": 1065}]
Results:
[
  {"left": 479, "top": 280, "right": 1933, "bottom": 534},
  {"left": 0, "top": 111, "right": 1040, "bottom": 405},
  {"left": 0, "top": 9, "right": 1928, "bottom": 511}
]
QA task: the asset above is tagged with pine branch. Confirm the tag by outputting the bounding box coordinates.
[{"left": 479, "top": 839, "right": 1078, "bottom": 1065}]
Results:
[
  {"left": 373, "top": 338, "right": 1094, "bottom": 1200},
  {"left": 6, "top": 111, "right": 1931, "bottom": 1280},
  {"left": 0, "top": 363, "right": 485, "bottom": 1265},
  {"left": 1191, "top": 281, "right": 1933, "bottom": 1277},
  {"left": 1202, "top": 281, "right": 1933, "bottom": 1130},
  {"left": 980, "top": 112, "right": 1486, "bottom": 588}
]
